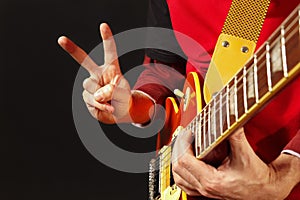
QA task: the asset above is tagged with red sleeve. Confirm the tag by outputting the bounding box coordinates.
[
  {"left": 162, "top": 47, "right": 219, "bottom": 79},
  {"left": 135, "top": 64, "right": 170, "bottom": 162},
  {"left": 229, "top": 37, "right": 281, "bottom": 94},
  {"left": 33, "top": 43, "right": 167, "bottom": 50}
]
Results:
[
  {"left": 133, "top": 55, "right": 186, "bottom": 105},
  {"left": 284, "top": 130, "right": 300, "bottom": 155}
]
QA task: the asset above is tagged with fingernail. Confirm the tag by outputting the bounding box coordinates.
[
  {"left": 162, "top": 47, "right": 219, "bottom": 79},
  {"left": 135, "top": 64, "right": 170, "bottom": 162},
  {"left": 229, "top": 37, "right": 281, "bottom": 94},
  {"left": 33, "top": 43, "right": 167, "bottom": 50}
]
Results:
[
  {"left": 94, "top": 90, "right": 103, "bottom": 100},
  {"left": 111, "top": 75, "right": 120, "bottom": 85}
]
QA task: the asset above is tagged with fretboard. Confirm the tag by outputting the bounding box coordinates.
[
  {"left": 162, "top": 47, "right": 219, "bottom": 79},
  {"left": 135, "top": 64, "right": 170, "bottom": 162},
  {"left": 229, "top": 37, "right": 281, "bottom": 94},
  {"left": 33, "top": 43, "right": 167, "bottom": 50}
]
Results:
[{"left": 186, "top": 5, "right": 300, "bottom": 159}]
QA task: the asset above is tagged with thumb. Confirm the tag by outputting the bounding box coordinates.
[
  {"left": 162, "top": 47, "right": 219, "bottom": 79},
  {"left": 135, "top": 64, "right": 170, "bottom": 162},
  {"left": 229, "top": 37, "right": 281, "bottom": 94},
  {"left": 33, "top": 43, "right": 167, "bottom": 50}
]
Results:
[
  {"left": 228, "top": 127, "right": 255, "bottom": 167},
  {"left": 172, "top": 129, "right": 195, "bottom": 164}
]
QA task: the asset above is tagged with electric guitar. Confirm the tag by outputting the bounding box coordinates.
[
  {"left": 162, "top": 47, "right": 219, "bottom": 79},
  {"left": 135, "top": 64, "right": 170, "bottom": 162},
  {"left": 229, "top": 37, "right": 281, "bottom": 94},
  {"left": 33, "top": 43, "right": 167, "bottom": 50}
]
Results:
[{"left": 148, "top": 5, "right": 300, "bottom": 200}]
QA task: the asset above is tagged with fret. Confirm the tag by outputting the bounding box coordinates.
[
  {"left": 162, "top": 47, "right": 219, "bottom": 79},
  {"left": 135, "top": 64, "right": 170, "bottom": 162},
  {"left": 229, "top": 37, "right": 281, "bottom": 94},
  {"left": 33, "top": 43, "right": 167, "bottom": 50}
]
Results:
[
  {"left": 221, "top": 88, "right": 228, "bottom": 132},
  {"left": 212, "top": 93, "right": 222, "bottom": 140},
  {"left": 246, "top": 62, "right": 255, "bottom": 108},
  {"left": 229, "top": 81, "right": 236, "bottom": 126},
  {"left": 208, "top": 104, "right": 211, "bottom": 145},
  {"left": 196, "top": 115, "right": 200, "bottom": 134},
  {"left": 270, "top": 35, "right": 284, "bottom": 87},
  {"left": 195, "top": 118, "right": 198, "bottom": 136},
  {"left": 285, "top": 9, "right": 300, "bottom": 71},
  {"left": 206, "top": 107, "right": 210, "bottom": 148},
  {"left": 256, "top": 47, "right": 269, "bottom": 99},
  {"left": 203, "top": 108, "right": 207, "bottom": 150},
  {"left": 195, "top": 114, "right": 201, "bottom": 155},
  {"left": 219, "top": 91, "right": 223, "bottom": 135},
  {"left": 159, "top": 152, "right": 163, "bottom": 192},
  {"left": 253, "top": 55, "right": 259, "bottom": 103},
  {"left": 226, "top": 85, "right": 230, "bottom": 129},
  {"left": 266, "top": 42, "right": 273, "bottom": 91},
  {"left": 281, "top": 26, "right": 288, "bottom": 77},
  {"left": 195, "top": 115, "right": 199, "bottom": 156},
  {"left": 246, "top": 64, "right": 255, "bottom": 99},
  {"left": 243, "top": 66, "right": 248, "bottom": 113},
  {"left": 192, "top": 119, "right": 196, "bottom": 137},
  {"left": 270, "top": 39, "right": 282, "bottom": 74},
  {"left": 199, "top": 112, "right": 203, "bottom": 154},
  {"left": 234, "top": 76, "right": 238, "bottom": 122},
  {"left": 236, "top": 70, "right": 245, "bottom": 118},
  {"left": 213, "top": 97, "right": 217, "bottom": 141}
]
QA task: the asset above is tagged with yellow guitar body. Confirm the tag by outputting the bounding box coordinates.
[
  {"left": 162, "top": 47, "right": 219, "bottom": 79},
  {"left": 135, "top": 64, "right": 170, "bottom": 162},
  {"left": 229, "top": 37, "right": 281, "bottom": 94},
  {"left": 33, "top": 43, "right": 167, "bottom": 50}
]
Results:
[
  {"left": 158, "top": 72, "right": 212, "bottom": 200},
  {"left": 157, "top": 72, "right": 203, "bottom": 151}
]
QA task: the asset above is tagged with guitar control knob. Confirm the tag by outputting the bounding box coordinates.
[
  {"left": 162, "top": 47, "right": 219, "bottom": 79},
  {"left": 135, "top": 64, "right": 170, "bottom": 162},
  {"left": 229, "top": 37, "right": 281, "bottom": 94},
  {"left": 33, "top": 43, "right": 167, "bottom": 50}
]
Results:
[{"left": 174, "top": 89, "right": 185, "bottom": 99}]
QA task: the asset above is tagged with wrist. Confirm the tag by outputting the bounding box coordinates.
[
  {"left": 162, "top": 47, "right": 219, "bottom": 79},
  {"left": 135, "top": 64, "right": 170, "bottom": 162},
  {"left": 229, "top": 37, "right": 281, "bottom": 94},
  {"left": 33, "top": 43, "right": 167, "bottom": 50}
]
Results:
[
  {"left": 129, "top": 90, "right": 155, "bottom": 124},
  {"left": 267, "top": 154, "right": 300, "bottom": 199}
]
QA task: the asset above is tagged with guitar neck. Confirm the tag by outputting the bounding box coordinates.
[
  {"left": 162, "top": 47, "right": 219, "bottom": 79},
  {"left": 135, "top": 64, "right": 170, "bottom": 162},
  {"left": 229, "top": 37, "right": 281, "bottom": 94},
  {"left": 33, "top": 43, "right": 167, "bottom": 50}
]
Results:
[
  {"left": 187, "top": 5, "right": 300, "bottom": 159},
  {"left": 148, "top": 5, "right": 300, "bottom": 200}
]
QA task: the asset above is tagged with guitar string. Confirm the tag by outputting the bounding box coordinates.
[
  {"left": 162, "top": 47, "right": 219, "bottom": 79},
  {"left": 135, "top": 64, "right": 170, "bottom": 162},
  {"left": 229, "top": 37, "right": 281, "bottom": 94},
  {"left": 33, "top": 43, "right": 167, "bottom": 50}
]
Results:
[
  {"left": 151, "top": 9, "right": 300, "bottom": 192},
  {"left": 149, "top": 16, "right": 299, "bottom": 171},
  {"left": 153, "top": 43, "right": 291, "bottom": 170},
  {"left": 150, "top": 14, "right": 300, "bottom": 190},
  {"left": 152, "top": 13, "right": 299, "bottom": 167},
  {"left": 154, "top": 9, "right": 300, "bottom": 183},
  {"left": 152, "top": 39, "right": 297, "bottom": 171},
  {"left": 154, "top": 56, "right": 298, "bottom": 182},
  {"left": 155, "top": 68, "right": 286, "bottom": 172},
  {"left": 192, "top": 15, "right": 299, "bottom": 124}
]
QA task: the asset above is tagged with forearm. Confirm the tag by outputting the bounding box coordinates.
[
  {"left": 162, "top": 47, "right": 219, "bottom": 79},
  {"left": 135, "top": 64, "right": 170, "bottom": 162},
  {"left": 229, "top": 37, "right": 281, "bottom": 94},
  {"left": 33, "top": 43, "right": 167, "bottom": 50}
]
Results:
[
  {"left": 134, "top": 56, "right": 186, "bottom": 105},
  {"left": 128, "top": 56, "right": 186, "bottom": 124},
  {"left": 267, "top": 153, "right": 300, "bottom": 199}
]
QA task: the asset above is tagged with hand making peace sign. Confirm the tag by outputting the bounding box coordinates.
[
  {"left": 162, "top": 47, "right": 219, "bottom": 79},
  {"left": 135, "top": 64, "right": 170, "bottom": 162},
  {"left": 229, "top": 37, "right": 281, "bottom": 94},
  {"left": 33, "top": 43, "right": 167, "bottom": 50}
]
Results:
[{"left": 58, "top": 23, "right": 132, "bottom": 124}]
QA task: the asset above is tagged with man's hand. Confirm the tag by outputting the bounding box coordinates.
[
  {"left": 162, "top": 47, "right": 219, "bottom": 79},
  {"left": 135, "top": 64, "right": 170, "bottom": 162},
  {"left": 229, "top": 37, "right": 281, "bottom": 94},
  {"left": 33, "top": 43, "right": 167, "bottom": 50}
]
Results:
[
  {"left": 58, "top": 23, "right": 132, "bottom": 124},
  {"left": 172, "top": 128, "right": 300, "bottom": 199}
]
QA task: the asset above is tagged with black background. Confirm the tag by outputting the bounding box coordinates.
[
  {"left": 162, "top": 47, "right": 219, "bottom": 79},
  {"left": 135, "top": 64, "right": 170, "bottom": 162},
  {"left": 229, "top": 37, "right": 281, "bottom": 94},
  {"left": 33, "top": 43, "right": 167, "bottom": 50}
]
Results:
[{"left": 0, "top": 0, "right": 153, "bottom": 199}]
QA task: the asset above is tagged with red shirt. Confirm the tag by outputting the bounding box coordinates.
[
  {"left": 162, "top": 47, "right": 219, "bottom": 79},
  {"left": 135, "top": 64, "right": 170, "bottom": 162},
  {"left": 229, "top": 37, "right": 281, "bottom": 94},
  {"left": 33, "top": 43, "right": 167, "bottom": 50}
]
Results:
[{"left": 135, "top": 0, "right": 300, "bottom": 198}]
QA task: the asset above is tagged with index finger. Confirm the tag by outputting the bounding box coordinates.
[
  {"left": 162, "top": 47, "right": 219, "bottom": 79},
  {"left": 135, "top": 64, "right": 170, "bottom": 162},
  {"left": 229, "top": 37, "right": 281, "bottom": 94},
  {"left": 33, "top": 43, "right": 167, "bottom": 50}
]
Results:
[
  {"left": 58, "top": 36, "right": 98, "bottom": 74},
  {"left": 100, "top": 23, "right": 119, "bottom": 65}
]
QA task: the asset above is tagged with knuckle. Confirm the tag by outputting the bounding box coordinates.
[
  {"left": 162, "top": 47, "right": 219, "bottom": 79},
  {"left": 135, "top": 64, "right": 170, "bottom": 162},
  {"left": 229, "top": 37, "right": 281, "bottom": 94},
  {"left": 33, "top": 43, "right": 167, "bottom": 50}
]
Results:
[
  {"left": 172, "top": 170, "right": 178, "bottom": 180},
  {"left": 172, "top": 162, "right": 180, "bottom": 174},
  {"left": 177, "top": 156, "right": 188, "bottom": 168},
  {"left": 172, "top": 164, "right": 177, "bottom": 172},
  {"left": 82, "top": 78, "right": 89, "bottom": 89},
  {"left": 82, "top": 90, "right": 91, "bottom": 104},
  {"left": 82, "top": 90, "right": 87, "bottom": 99},
  {"left": 90, "top": 72, "right": 99, "bottom": 81},
  {"left": 91, "top": 99, "right": 97, "bottom": 107},
  {"left": 174, "top": 178, "right": 183, "bottom": 187}
]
